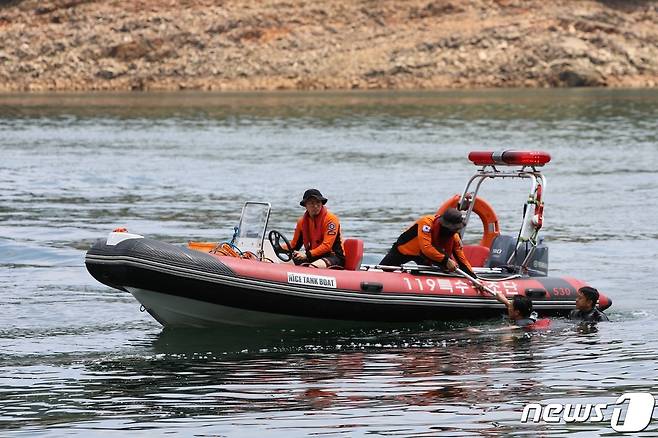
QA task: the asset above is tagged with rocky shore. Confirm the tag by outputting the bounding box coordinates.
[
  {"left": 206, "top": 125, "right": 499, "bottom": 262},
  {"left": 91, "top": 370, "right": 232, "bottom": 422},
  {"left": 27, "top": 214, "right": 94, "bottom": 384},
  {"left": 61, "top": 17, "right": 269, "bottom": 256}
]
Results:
[{"left": 0, "top": 0, "right": 656, "bottom": 91}]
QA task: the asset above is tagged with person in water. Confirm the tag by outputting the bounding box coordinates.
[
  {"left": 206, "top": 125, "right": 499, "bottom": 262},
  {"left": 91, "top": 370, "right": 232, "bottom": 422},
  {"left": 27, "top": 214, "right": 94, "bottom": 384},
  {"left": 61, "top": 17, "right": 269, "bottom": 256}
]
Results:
[
  {"left": 379, "top": 208, "right": 478, "bottom": 278},
  {"left": 494, "top": 293, "right": 541, "bottom": 328},
  {"left": 282, "top": 189, "right": 345, "bottom": 268},
  {"left": 569, "top": 286, "right": 609, "bottom": 322},
  {"left": 467, "top": 292, "right": 549, "bottom": 332}
]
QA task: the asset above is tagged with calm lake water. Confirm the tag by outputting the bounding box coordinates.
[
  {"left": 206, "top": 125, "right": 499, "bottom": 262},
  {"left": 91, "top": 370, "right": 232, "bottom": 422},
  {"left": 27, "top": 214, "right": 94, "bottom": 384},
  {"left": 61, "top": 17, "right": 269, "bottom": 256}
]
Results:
[{"left": 1, "top": 89, "right": 657, "bottom": 436}]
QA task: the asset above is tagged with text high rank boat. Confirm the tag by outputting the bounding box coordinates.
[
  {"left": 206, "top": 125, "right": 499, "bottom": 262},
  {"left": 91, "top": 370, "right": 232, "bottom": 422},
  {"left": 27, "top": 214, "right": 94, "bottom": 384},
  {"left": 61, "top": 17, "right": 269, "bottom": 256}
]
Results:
[{"left": 85, "top": 151, "right": 612, "bottom": 328}]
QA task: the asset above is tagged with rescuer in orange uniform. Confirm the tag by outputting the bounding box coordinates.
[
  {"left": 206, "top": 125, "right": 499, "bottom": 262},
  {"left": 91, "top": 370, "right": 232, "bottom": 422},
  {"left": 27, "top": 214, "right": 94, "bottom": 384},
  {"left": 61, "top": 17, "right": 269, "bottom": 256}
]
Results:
[
  {"left": 379, "top": 208, "right": 478, "bottom": 278},
  {"left": 283, "top": 189, "right": 345, "bottom": 268}
]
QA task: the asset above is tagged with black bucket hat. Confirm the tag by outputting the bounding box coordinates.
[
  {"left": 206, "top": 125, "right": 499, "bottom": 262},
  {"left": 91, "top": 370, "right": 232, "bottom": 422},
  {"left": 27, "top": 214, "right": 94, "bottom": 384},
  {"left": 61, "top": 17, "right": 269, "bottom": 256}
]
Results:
[
  {"left": 439, "top": 208, "right": 465, "bottom": 231},
  {"left": 300, "top": 188, "right": 328, "bottom": 207}
]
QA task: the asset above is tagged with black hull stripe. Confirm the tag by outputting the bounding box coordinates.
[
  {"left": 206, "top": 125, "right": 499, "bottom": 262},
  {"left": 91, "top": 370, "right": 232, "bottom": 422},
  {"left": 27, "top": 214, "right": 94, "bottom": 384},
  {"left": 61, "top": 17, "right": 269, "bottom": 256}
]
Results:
[{"left": 86, "top": 254, "right": 576, "bottom": 310}]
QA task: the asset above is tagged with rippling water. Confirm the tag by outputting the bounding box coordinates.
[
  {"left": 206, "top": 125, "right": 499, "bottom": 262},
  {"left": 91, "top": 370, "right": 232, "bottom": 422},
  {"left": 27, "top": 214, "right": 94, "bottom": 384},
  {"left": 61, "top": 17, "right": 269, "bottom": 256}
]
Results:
[{"left": 2, "top": 90, "right": 658, "bottom": 436}]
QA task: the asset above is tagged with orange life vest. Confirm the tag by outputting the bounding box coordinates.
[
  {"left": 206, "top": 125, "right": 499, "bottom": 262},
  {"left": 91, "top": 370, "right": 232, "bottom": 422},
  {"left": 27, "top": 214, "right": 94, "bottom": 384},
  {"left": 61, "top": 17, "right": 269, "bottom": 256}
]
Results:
[{"left": 290, "top": 207, "right": 344, "bottom": 261}]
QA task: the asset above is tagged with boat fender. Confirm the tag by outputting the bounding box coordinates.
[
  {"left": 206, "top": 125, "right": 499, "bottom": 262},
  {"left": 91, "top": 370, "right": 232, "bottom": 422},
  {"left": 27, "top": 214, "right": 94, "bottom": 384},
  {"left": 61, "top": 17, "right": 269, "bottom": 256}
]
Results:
[
  {"left": 437, "top": 194, "right": 500, "bottom": 248},
  {"left": 361, "top": 282, "right": 383, "bottom": 293}
]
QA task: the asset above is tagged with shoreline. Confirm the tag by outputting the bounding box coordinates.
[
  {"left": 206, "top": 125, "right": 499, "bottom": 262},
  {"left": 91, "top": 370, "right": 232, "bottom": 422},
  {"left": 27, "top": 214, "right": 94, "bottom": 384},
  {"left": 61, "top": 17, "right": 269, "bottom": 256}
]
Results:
[
  {"left": 1, "top": 0, "right": 657, "bottom": 92},
  {"left": 2, "top": 87, "right": 656, "bottom": 97}
]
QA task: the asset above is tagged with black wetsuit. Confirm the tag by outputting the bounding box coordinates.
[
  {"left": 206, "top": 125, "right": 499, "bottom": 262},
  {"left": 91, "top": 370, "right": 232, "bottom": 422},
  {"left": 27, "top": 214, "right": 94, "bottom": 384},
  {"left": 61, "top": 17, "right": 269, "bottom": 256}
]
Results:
[
  {"left": 515, "top": 312, "right": 538, "bottom": 328},
  {"left": 569, "top": 308, "right": 609, "bottom": 322}
]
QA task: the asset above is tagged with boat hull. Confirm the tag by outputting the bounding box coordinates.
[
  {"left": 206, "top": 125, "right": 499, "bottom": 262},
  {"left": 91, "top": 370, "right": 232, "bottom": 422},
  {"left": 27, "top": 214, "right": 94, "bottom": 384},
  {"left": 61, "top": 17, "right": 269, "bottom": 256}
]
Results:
[{"left": 85, "top": 236, "right": 611, "bottom": 328}]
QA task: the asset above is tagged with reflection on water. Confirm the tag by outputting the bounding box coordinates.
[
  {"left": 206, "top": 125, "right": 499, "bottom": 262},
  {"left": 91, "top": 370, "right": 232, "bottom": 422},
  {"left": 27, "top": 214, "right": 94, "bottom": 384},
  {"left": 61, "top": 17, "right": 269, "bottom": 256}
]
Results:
[
  {"left": 2, "top": 89, "right": 658, "bottom": 436},
  {"left": 3, "top": 323, "right": 656, "bottom": 435},
  {"left": 1, "top": 90, "right": 657, "bottom": 125}
]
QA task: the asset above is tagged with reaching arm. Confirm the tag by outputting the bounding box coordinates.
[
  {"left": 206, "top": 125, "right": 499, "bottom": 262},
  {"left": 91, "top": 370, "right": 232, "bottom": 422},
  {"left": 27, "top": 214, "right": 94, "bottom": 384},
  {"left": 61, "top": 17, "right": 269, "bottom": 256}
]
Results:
[
  {"left": 493, "top": 291, "right": 515, "bottom": 319},
  {"left": 452, "top": 236, "right": 477, "bottom": 277},
  {"left": 283, "top": 218, "right": 304, "bottom": 251},
  {"left": 417, "top": 217, "right": 450, "bottom": 264}
]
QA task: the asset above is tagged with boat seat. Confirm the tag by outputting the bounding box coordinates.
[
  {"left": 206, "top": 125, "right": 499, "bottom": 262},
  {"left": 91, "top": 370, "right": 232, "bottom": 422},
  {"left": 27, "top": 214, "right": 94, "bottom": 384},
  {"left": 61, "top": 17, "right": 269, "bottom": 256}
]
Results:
[
  {"left": 343, "top": 238, "right": 364, "bottom": 271},
  {"left": 463, "top": 244, "right": 489, "bottom": 267}
]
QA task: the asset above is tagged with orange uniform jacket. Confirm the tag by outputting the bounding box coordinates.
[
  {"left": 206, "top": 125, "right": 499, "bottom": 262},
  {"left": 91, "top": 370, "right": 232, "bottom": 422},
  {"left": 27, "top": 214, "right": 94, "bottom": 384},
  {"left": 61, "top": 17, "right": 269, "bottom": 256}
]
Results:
[
  {"left": 395, "top": 215, "right": 474, "bottom": 273},
  {"left": 290, "top": 210, "right": 345, "bottom": 261}
]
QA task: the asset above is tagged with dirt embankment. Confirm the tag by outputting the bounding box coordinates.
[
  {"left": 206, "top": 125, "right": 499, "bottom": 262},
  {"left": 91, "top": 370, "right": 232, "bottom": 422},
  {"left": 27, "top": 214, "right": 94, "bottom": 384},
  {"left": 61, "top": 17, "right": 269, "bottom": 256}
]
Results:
[{"left": 0, "top": 0, "right": 656, "bottom": 91}]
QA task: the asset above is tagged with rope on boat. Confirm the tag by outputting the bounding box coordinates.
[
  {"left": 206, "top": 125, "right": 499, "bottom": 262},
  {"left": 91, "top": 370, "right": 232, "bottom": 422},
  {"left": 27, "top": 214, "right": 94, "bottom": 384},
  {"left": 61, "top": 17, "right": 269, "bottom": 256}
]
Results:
[
  {"left": 362, "top": 263, "right": 521, "bottom": 281},
  {"left": 211, "top": 242, "right": 243, "bottom": 257},
  {"left": 210, "top": 243, "right": 267, "bottom": 262}
]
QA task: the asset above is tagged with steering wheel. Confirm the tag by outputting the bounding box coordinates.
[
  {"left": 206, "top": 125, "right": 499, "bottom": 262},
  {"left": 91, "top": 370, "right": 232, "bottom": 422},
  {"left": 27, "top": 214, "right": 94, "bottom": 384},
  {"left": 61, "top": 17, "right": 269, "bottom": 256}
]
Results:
[{"left": 268, "top": 230, "right": 293, "bottom": 262}]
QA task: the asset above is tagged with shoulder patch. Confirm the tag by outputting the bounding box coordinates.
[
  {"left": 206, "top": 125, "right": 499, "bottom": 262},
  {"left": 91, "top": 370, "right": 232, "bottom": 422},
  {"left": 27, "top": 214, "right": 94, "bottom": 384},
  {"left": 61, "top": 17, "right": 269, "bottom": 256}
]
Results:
[
  {"left": 327, "top": 222, "right": 336, "bottom": 231},
  {"left": 422, "top": 224, "right": 431, "bottom": 233}
]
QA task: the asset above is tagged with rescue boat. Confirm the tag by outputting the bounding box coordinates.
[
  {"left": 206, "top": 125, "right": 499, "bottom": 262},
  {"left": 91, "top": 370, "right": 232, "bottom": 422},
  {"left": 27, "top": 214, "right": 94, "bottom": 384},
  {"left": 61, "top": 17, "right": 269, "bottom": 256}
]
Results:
[{"left": 85, "top": 151, "right": 612, "bottom": 328}]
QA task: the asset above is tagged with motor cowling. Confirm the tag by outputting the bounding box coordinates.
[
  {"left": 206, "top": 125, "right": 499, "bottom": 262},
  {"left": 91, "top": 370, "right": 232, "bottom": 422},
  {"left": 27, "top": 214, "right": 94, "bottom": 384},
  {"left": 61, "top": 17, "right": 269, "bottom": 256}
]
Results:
[{"left": 485, "top": 235, "right": 549, "bottom": 276}]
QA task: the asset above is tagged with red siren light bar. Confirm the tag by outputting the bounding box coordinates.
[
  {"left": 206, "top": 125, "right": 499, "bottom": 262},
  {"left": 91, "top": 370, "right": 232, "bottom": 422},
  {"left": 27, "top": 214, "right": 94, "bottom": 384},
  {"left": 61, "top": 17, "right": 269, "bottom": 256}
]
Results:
[{"left": 468, "top": 150, "right": 551, "bottom": 167}]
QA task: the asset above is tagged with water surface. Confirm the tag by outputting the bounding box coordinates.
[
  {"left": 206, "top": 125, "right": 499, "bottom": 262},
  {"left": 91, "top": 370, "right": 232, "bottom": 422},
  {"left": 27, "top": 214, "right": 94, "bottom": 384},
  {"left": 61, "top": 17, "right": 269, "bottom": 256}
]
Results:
[{"left": 1, "top": 89, "right": 658, "bottom": 436}]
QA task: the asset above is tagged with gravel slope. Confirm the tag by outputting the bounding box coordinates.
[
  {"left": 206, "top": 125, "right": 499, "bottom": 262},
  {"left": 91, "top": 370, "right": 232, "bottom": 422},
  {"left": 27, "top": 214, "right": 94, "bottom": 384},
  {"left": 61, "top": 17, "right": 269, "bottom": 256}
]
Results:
[{"left": 0, "top": 0, "right": 656, "bottom": 91}]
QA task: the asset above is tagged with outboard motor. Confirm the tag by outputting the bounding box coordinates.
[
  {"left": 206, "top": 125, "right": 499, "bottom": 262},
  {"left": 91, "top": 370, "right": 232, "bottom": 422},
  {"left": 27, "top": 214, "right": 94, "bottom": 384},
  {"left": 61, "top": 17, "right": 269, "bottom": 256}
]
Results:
[
  {"left": 526, "top": 237, "right": 549, "bottom": 276},
  {"left": 485, "top": 235, "right": 516, "bottom": 269},
  {"left": 485, "top": 235, "right": 549, "bottom": 276}
]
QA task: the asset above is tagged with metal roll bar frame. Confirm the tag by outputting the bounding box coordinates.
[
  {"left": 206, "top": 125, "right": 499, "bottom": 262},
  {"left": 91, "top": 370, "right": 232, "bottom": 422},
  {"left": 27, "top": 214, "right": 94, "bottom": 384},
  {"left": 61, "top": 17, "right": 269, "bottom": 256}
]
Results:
[{"left": 456, "top": 163, "right": 547, "bottom": 274}]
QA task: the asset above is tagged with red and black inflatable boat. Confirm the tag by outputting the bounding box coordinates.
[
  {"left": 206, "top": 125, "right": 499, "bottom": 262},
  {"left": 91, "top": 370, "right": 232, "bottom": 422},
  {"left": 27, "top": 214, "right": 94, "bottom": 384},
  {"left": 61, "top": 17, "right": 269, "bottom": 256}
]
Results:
[
  {"left": 85, "top": 151, "right": 612, "bottom": 328},
  {"left": 85, "top": 234, "right": 611, "bottom": 328}
]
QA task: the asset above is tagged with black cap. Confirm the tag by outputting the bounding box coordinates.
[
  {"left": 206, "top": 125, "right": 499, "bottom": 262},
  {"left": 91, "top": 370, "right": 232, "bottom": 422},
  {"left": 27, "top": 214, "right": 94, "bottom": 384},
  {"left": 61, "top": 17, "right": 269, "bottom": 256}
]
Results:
[
  {"left": 300, "top": 188, "right": 328, "bottom": 207},
  {"left": 439, "top": 208, "right": 465, "bottom": 231}
]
